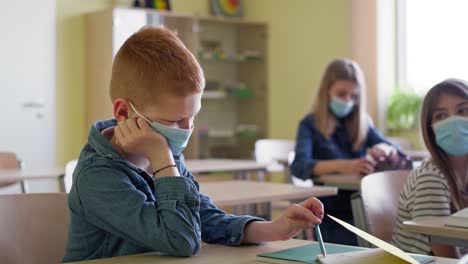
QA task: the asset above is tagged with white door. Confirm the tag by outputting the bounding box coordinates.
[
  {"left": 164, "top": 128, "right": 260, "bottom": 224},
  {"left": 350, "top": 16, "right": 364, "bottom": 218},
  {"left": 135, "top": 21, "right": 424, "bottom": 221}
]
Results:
[{"left": 0, "top": 0, "right": 56, "bottom": 169}]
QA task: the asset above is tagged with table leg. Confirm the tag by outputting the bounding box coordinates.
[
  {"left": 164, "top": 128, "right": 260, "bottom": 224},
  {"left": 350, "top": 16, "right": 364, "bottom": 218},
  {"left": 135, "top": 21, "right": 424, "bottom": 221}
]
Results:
[
  {"left": 256, "top": 169, "right": 265, "bottom": 182},
  {"left": 20, "top": 180, "right": 29, "bottom": 193},
  {"left": 283, "top": 167, "right": 292, "bottom": 183},
  {"left": 58, "top": 174, "right": 66, "bottom": 193}
]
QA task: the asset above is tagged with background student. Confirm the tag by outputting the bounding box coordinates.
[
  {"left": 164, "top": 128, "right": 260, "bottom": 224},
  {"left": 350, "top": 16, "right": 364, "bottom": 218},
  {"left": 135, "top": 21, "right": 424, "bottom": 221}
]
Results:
[
  {"left": 393, "top": 79, "right": 468, "bottom": 258},
  {"left": 291, "top": 58, "right": 401, "bottom": 245}
]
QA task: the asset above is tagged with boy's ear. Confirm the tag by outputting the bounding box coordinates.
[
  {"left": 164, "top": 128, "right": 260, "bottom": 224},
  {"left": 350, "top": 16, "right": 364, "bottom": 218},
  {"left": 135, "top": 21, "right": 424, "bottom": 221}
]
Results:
[{"left": 113, "top": 98, "right": 130, "bottom": 122}]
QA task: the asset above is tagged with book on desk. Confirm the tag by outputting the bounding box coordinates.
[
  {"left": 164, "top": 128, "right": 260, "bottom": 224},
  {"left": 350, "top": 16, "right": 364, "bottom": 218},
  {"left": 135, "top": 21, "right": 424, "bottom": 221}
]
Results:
[
  {"left": 446, "top": 207, "right": 468, "bottom": 229},
  {"left": 257, "top": 215, "right": 435, "bottom": 264},
  {"left": 256, "top": 243, "right": 435, "bottom": 264}
]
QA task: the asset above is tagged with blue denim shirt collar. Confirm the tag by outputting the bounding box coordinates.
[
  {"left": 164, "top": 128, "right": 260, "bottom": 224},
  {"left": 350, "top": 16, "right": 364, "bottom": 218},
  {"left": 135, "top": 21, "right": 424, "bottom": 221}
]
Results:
[{"left": 88, "top": 119, "right": 121, "bottom": 159}]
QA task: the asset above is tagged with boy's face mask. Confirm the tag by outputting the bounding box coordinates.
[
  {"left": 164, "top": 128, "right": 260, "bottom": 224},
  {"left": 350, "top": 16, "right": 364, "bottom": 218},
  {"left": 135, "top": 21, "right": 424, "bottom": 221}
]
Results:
[
  {"left": 433, "top": 115, "right": 468, "bottom": 156},
  {"left": 329, "top": 97, "right": 355, "bottom": 118},
  {"left": 128, "top": 102, "right": 193, "bottom": 156}
]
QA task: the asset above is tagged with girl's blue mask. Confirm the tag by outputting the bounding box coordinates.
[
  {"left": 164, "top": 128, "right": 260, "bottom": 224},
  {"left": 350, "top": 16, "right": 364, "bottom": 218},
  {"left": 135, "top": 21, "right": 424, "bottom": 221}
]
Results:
[
  {"left": 433, "top": 115, "right": 468, "bottom": 156},
  {"left": 129, "top": 102, "right": 193, "bottom": 156},
  {"left": 329, "top": 97, "right": 355, "bottom": 118}
]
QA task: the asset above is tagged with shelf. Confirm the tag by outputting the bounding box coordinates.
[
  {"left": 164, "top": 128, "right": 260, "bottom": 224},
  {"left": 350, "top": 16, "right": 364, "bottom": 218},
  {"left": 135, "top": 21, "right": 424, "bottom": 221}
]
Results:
[
  {"left": 202, "top": 91, "right": 228, "bottom": 99},
  {"left": 198, "top": 51, "right": 262, "bottom": 63},
  {"left": 202, "top": 89, "right": 255, "bottom": 100},
  {"left": 199, "top": 57, "right": 262, "bottom": 63}
]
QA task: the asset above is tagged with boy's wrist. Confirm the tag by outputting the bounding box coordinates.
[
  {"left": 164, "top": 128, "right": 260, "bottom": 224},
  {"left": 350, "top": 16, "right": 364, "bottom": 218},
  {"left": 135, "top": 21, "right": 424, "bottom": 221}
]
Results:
[
  {"left": 243, "top": 221, "right": 279, "bottom": 243},
  {"left": 153, "top": 165, "right": 180, "bottom": 177},
  {"left": 148, "top": 152, "right": 180, "bottom": 177}
]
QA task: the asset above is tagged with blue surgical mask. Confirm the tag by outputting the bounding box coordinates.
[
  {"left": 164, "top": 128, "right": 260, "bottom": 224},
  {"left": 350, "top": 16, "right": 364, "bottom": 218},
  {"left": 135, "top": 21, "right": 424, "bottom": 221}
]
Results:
[
  {"left": 329, "top": 97, "right": 355, "bottom": 118},
  {"left": 433, "top": 115, "right": 468, "bottom": 156},
  {"left": 128, "top": 102, "right": 193, "bottom": 156}
]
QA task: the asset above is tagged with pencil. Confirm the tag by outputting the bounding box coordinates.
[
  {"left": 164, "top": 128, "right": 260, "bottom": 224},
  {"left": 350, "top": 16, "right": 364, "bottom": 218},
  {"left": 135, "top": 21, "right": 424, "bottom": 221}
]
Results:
[{"left": 314, "top": 224, "right": 327, "bottom": 257}]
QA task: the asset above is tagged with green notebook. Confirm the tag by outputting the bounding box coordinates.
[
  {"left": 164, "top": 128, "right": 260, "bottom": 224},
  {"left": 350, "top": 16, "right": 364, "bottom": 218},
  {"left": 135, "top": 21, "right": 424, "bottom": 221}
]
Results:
[{"left": 256, "top": 243, "right": 435, "bottom": 264}]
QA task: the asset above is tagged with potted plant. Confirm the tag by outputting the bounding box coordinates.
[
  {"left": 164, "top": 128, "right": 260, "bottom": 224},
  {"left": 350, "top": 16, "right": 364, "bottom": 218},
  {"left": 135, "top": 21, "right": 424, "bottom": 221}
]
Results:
[{"left": 386, "top": 89, "right": 423, "bottom": 149}]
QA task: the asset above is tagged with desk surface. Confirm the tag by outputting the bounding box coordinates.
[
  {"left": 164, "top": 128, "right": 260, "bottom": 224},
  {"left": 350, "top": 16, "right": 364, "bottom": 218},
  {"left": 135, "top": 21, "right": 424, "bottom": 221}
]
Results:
[
  {"left": 0, "top": 168, "right": 64, "bottom": 184},
  {"left": 405, "top": 149, "right": 430, "bottom": 161},
  {"left": 403, "top": 216, "right": 468, "bottom": 242},
  {"left": 67, "top": 239, "right": 458, "bottom": 264},
  {"left": 185, "top": 159, "right": 267, "bottom": 174},
  {"left": 315, "top": 174, "right": 362, "bottom": 191},
  {"left": 200, "top": 181, "right": 337, "bottom": 206}
]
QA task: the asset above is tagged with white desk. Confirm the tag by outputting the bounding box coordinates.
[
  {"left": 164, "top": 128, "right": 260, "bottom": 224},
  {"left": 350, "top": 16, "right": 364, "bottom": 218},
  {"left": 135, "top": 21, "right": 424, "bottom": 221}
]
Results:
[
  {"left": 403, "top": 217, "right": 468, "bottom": 248},
  {"left": 200, "top": 180, "right": 337, "bottom": 207},
  {"left": 185, "top": 159, "right": 267, "bottom": 180},
  {"left": 66, "top": 239, "right": 458, "bottom": 264},
  {"left": 316, "top": 174, "right": 362, "bottom": 191},
  {"left": 0, "top": 168, "right": 65, "bottom": 192},
  {"left": 405, "top": 149, "right": 430, "bottom": 161}
]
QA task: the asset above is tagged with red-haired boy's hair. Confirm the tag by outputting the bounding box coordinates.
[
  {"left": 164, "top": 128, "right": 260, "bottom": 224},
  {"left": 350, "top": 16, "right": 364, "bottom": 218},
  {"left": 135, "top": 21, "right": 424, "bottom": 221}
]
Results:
[{"left": 109, "top": 26, "right": 204, "bottom": 105}]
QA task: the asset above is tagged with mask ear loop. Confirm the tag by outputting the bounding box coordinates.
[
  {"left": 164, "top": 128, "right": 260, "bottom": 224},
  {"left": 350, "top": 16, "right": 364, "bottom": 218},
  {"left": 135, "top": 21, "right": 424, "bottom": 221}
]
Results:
[{"left": 128, "top": 101, "right": 152, "bottom": 124}]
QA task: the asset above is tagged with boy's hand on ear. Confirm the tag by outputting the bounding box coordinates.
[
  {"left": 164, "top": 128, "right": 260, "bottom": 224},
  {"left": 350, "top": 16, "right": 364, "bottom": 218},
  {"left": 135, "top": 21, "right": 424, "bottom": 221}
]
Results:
[
  {"left": 270, "top": 197, "right": 324, "bottom": 241},
  {"left": 114, "top": 117, "right": 172, "bottom": 161}
]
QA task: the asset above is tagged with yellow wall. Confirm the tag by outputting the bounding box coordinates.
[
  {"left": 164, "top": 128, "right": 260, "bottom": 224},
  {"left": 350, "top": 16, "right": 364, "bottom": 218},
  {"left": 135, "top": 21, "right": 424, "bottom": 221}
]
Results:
[
  {"left": 56, "top": 0, "right": 114, "bottom": 166},
  {"left": 245, "top": 0, "right": 350, "bottom": 139},
  {"left": 56, "top": 0, "right": 350, "bottom": 165}
]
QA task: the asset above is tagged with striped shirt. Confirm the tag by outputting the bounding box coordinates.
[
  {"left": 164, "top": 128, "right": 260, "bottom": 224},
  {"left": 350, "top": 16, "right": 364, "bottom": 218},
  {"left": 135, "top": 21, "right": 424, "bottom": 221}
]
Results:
[{"left": 392, "top": 161, "right": 451, "bottom": 255}]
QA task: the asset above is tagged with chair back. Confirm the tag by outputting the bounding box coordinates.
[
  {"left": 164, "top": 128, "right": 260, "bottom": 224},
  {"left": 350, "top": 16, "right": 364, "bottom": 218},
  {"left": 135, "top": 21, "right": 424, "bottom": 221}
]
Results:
[
  {"left": 64, "top": 160, "right": 78, "bottom": 193},
  {"left": 361, "top": 170, "right": 410, "bottom": 242},
  {"left": 0, "top": 152, "right": 20, "bottom": 169},
  {"left": 0, "top": 152, "right": 20, "bottom": 188},
  {"left": 254, "top": 139, "right": 295, "bottom": 172},
  {"left": 0, "top": 193, "right": 70, "bottom": 264}
]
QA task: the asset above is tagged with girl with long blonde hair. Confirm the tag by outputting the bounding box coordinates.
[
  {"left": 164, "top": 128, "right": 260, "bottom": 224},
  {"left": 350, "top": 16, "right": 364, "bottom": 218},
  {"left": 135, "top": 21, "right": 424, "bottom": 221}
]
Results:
[{"left": 291, "top": 58, "right": 401, "bottom": 245}]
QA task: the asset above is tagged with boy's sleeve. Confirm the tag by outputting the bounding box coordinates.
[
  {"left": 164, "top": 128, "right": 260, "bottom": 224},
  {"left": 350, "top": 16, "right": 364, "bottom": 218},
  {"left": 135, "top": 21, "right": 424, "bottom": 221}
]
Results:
[
  {"left": 76, "top": 162, "right": 202, "bottom": 257},
  {"left": 179, "top": 163, "right": 265, "bottom": 246},
  {"left": 290, "top": 118, "right": 319, "bottom": 179}
]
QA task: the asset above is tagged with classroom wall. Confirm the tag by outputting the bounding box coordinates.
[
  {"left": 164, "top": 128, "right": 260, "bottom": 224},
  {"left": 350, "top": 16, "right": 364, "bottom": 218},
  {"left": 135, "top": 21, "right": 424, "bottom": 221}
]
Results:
[
  {"left": 56, "top": 0, "right": 115, "bottom": 166},
  {"left": 244, "top": 0, "right": 350, "bottom": 139},
  {"left": 56, "top": 0, "right": 350, "bottom": 166}
]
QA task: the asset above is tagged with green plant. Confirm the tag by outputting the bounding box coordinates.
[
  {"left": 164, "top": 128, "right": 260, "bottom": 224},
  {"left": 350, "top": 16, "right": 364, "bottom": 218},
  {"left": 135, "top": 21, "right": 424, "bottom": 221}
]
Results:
[{"left": 386, "top": 90, "right": 422, "bottom": 131}]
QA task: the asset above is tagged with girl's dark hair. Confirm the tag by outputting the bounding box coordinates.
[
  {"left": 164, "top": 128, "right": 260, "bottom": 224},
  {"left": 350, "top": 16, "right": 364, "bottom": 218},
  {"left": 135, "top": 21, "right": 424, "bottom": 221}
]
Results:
[{"left": 420, "top": 78, "right": 468, "bottom": 210}]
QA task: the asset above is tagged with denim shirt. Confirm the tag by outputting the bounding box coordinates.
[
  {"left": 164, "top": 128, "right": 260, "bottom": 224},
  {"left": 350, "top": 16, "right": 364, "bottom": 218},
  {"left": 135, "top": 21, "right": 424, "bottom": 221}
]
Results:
[
  {"left": 63, "top": 119, "right": 263, "bottom": 262},
  {"left": 291, "top": 114, "right": 391, "bottom": 179}
]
